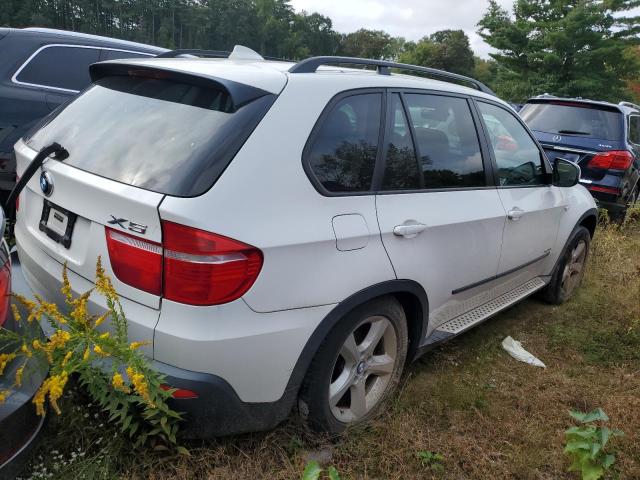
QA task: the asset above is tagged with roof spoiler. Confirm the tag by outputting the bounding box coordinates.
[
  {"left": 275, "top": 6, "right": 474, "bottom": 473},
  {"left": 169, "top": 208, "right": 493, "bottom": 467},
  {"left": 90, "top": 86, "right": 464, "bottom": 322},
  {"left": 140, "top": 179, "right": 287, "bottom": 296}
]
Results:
[{"left": 89, "top": 61, "right": 270, "bottom": 110}]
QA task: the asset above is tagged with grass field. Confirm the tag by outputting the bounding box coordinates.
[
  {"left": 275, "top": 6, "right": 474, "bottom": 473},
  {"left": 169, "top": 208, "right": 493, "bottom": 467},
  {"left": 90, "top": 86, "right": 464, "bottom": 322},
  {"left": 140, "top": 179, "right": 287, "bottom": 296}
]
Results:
[{"left": 20, "top": 211, "right": 640, "bottom": 480}]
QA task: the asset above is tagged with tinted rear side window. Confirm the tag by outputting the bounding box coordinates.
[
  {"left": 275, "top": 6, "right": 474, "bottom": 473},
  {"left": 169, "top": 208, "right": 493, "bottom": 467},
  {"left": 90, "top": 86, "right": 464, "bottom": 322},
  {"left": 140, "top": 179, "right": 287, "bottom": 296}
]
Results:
[
  {"left": 16, "top": 46, "right": 100, "bottom": 91},
  {"left": 306, "top": 93, "right": 382, "bottom": 193},
  {"left": 520, "top": 102, "right": 623, "bottom": 141},
  {"left": 404, "top": 93, "right": 485, "bottom": 189},
  {"left": 27, "top": 75, "right": 274, "bottom": 196}
]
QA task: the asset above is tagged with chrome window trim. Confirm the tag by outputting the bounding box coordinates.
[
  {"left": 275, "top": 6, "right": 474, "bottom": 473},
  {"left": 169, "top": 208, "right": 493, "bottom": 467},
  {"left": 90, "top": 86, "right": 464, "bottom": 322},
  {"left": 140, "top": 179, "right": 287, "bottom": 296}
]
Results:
[{"left": 11, "top": 43, "right": 154, "bottom": 94}]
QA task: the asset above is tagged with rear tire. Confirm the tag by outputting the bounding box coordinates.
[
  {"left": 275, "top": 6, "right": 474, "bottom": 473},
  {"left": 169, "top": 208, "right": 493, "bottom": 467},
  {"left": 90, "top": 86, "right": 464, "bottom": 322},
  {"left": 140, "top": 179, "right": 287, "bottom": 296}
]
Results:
[
  {"left": 298, "top": 296, "right": 408, "bottom": 434},
  {"left": 540, "top": 226, "right": 590, "bottom": 305}
]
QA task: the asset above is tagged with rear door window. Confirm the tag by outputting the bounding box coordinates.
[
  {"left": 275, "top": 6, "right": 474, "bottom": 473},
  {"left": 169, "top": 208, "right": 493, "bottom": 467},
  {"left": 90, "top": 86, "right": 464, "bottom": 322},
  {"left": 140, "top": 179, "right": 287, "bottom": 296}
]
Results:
[
  {"left": 27, "top": 75, "right": 275, "bottom": 197},
  {"left": 16, "top": 45, "right": 100, "bottom": 91},
  {"left": 403, "top": 93, "right": 485, "bottom": 189},
  {"left": 306, "top": 93, "right": 383, "bottom": 193},
  {"left": 520, "top": 101, "right": 623, "bottom": 141}
]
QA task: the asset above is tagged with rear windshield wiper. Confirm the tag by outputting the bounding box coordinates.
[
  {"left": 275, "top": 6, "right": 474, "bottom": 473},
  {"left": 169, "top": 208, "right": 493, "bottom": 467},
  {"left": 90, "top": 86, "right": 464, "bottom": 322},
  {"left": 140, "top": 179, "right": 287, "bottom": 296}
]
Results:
[
  {"left": 4, "top": 142, "right": 68, "bottom": 211},
  {"left": 557, "top": 130, "right": 591, "bottom": 135}
]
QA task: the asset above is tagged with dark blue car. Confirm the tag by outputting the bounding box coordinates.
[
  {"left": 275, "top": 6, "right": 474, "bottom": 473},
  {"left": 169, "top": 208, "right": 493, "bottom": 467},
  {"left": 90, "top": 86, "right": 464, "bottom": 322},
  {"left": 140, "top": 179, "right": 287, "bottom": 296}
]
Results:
[{"left": 520, "top": 97, "right": 640, "bottom": 219}]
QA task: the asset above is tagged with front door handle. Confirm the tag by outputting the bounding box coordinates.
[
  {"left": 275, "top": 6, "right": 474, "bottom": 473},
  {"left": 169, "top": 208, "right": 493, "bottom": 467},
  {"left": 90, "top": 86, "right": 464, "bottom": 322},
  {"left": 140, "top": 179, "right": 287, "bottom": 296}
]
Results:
[
  {"left": 507, "top": 207, "right": 525, "bottom": 221},
  {"left": 393, "top": 222, "right": 427, "bottom": 238}
]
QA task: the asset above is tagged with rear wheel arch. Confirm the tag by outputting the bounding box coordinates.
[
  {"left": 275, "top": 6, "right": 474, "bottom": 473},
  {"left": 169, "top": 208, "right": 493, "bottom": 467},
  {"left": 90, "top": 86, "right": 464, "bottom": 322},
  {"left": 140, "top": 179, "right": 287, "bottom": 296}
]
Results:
[
  {"left": 286, "top": 281, "right": 429, "bottom": 398},
  {"left": 579, "top": 211, "right": 598, "bottom": 238}
]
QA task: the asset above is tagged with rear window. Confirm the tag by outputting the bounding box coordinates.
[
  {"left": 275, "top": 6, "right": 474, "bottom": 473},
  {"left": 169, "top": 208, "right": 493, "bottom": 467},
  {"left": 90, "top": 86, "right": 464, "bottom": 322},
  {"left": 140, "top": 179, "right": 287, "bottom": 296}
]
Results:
[
  {"left": 520, "top": 101, "right": 623, "bottom": 141},
  {"left": 27, "top": 75, "right": 274, "bottom": 197}
]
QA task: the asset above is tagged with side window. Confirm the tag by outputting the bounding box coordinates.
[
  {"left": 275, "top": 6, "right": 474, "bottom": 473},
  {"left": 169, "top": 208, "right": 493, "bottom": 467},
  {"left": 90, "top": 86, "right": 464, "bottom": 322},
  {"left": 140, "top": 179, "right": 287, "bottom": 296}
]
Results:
[
  {"left": 307, "top": 93, "right": 382, "bottom": 193},
  {"left": 404, "top": 93, "right": 485, "bottom": 189},
  {"left": 477, "top": 102, "right": 546, "bottom": 186},
  {"left": 100, "top": 49, "right": 153, "bottom": 61},
  {"left": 381, "top": 94, "right": 421, "bottom": 190},
  {"left": 629, "top": 115, "right": 640, "bottom": 145},
  {"left": 16, "top": 46, "right": 100, "bottom": 91}
]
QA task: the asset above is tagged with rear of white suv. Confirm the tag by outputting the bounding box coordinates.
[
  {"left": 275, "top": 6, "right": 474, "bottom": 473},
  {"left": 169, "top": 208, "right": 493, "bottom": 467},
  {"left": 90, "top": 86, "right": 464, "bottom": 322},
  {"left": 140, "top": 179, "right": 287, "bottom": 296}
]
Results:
[{"left": 12, "top": 51, "right": 598, "bottom": 437}]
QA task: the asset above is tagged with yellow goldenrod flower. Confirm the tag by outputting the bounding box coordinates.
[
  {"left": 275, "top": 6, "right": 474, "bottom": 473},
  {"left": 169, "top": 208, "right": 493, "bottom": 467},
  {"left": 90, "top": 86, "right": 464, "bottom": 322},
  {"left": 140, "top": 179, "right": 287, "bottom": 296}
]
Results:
[
  {"left": 15, "top": 364, "right": 25, "bottom": 387},
  {"left": 0, "top": 353, "right": 16, "bottom": 376},
  {"left": 10, "top": 304, "right": 21, "bottom": 322},
  {"left": 61, "top": 351, "right": 73, "bottom": 367},
  {"left": 47, "top": 371, "right": 68, "bottom": 415},
  {"left": 94, "top": 313, "right": 108, "bottom": 328},
  {"left": 21, "top": 343, "right": 32, "bottom": 358},
  {"left": 99, "top": 332, "right": 110, "bottom": 340},
  {"left": 129, "top": 341, "right": 149, "bottom": 350},
  {"left": 70, "top": 293, "right": 90, "bottom": 325},
  {"left": 0, "top": 390, "right": 10, "bottom": 405},
  {"left": 126, "top": 366, "right": 154, "bottom": 406},
  {"left": 33, "top": 382, "right": 48, "bottom": 416},
  {"left": 95, "top": 257, "right": 117, "bottom": 298},
  {"left": 112, "top": 372, "right": 129, "bottom": 393},
  {"left": 32, "top": 339, "right": 42, "bottom": 350},
  {"left": 93, "top": 345, "right": 109, "bottom": 356},
  {"left": 61, "top": 264, "right": 73, "bottom": 303},
  {"left": 83, "top": 347, "right": 90, "bottom": 361}
]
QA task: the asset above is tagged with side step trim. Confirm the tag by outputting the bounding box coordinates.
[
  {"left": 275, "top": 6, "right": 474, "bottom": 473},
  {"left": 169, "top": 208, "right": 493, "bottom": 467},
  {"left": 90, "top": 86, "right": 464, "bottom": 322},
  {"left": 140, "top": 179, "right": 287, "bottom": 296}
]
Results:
[{"left": 424, "top": 277, "right": 545, "bottom": 345}]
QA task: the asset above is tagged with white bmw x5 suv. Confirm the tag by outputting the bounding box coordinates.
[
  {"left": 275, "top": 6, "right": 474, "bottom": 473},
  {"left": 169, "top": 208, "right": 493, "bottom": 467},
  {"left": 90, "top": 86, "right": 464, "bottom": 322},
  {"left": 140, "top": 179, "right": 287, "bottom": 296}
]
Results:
[{"left": 12, "top": 46, "right": 597, "bottom": 437}]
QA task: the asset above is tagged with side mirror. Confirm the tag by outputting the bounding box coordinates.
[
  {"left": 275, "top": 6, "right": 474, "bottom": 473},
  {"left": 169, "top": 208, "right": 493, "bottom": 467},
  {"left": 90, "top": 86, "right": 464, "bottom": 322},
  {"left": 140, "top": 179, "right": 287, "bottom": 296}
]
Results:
[{"left": 553, "top": 157, "right": 580, "bottom": 187}]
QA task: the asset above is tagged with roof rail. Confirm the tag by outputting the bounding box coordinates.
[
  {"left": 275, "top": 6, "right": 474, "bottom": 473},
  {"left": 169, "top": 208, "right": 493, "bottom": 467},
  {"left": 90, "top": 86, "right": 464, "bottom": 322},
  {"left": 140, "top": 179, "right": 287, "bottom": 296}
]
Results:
[
  {"left": 619, "top": 101, "right": 640, "bottom": 111},
  {"left": 156, "top": 47, "right": 288, "bottom": 62},
  {"left": 288, "top": 56, "right": 495, "bottom": 95}
]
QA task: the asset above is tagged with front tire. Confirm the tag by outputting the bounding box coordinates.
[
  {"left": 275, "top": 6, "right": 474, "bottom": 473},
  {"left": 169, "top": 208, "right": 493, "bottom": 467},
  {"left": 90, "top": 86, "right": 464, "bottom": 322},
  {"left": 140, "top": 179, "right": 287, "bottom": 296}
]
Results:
[
  {"left": 540, "top": 226, "right": 590, "bottom": 305},
  {"left": 298, "top": 297, "right": 408, "bottom": 434}
]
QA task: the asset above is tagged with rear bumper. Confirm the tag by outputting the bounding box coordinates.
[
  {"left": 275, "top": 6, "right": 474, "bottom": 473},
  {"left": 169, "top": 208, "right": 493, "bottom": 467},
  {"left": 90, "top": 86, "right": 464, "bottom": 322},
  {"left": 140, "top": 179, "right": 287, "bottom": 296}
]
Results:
[
  {"left": 11, "top": 249, "right": 328, "bottom": 438},
  {"left": 153, "top": 360, "right": 294, "bottom": 438}
]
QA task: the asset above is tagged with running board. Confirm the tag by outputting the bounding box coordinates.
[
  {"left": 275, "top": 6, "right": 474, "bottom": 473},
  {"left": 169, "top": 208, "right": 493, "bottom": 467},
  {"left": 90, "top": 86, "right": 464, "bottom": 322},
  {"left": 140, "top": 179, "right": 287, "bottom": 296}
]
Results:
[{"left": 423, "top": 277, "right": 546, "bottom": 346}]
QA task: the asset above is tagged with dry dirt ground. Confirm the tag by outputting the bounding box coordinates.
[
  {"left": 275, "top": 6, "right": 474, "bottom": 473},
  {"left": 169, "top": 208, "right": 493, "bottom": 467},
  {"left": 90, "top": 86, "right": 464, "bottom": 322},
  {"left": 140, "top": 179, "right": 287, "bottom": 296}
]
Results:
[{"left": 22, "top": 213, "right": 640, "bottom": 480}]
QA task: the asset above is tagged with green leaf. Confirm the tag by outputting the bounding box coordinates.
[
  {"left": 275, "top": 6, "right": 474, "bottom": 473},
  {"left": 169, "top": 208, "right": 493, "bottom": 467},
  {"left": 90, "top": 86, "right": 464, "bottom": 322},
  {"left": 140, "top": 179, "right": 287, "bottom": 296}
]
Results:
[
  {"left": 564, "top": 440, "right": 591, "bottom": 453},
  {"left": 327, "top": 466, "right": 341, "bottom": 480},
  {"left": 589, "top": 442, "right": 601, "bottom": 459},
  {"left": 580, "top": 459, "right": 605, "bottom": 480},
  {"left": 176, "top": 446, "right": 190, "bottom": 456},
  {"left": 602, "top": 454, "right": 615, "bottom": 469},
  {"left": 582, "top": 408, "right": 609, "bottom": 424},
  {"left": 598, "top": 427, "right": 610, "bottom": 449},
  {"left": 301, "top": 461, "right": 322, "bottom": 480}
]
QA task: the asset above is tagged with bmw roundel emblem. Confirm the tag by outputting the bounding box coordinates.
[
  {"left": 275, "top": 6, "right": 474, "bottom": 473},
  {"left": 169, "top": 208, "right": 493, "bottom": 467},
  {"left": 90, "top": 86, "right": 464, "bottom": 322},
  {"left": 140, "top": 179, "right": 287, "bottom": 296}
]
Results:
[{"left": 40, "top": 171, "right": 54, "bottom": 197}]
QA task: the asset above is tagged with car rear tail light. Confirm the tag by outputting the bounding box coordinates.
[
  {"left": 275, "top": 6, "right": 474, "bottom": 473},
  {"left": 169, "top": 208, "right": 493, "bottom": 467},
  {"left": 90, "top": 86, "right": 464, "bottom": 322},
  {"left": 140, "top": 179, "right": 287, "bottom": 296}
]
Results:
[
  {"left": 588, "top": 151, "right": 633, "bottom": 170},
  {"left": 588, "top": 185, "right": 621, "bottom": 195},
  {"left": 162, "top": 221, "right": 263, "bottom": 306},
  {"left": 105, "top": 228, "right": 162, "bottom": 296},
  {"left": 0, "top": 263, "right": 10, "bottom": 327},
  {"left": 104, "top": 223, "right": 263, "bottom": 306}
]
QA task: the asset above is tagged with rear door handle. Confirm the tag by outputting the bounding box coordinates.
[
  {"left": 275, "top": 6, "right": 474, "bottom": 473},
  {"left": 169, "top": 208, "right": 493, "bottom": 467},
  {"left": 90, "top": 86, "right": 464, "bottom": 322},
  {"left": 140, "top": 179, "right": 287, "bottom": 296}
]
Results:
[
  {"left": 393, "top": 222, "right": 427, "bottom": 238},
  {"left": 507, "top": 207, "right": 525, "bottom": 221}
]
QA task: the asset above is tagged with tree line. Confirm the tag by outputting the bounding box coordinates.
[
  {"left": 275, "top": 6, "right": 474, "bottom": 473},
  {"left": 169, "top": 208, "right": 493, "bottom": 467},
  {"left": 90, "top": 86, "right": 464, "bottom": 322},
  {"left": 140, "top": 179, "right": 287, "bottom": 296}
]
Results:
[{"left": 1, "top": 0, "right": 639, "bottom": 102}]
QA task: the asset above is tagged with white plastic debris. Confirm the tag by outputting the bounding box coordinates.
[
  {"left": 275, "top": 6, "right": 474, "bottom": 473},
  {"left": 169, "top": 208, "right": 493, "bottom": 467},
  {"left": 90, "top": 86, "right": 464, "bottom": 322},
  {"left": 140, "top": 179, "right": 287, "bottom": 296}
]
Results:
[{"left": 502, "top": 336, "right": 546, "bottom": 368}]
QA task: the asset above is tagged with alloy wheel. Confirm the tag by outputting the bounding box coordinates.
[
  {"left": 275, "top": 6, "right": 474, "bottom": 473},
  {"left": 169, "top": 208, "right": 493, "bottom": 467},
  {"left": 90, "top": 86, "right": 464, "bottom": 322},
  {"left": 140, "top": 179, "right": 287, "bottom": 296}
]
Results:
[
  {"left": 560, "top": 239, "right": 587, "bottom": 298},
  {"left": 328, "top": 316, "right": 398, "bottom": 423}
]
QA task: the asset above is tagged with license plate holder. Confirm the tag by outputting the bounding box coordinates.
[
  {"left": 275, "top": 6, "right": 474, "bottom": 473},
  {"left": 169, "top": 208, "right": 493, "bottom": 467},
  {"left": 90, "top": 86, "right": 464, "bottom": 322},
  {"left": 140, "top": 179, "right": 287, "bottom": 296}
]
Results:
[{"left": 39, "top": 201, "right": 77, "bottom": 249}]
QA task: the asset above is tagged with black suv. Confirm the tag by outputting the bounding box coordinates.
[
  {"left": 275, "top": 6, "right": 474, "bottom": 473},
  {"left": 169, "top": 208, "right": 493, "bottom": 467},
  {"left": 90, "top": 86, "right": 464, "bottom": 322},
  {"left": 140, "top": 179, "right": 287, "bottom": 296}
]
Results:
[
  {"left": 520, "top": 96, "right": 640, "bottom": 219},
  {"left": 0, "top": 27, "right": 165, "bottom": 202}
]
